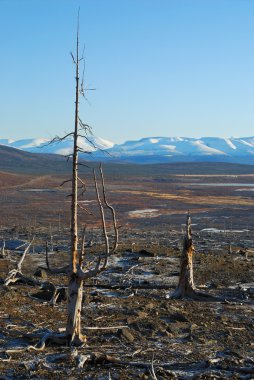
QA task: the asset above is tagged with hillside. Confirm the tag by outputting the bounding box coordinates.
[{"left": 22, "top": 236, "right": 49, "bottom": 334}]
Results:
[
  {"left": 1, "top": 144, "right": 254, "bottom": 177},
  {"left": 0, "top": 145, "right": 70, "bottom": 174}
]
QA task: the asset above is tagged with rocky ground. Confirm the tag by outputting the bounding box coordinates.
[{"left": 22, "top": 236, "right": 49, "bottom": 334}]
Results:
[
  {"left": 0, "top": 163, "right": 254, "bottom": 378},
  {"left": 0, "top": 226, "right": 254, "bottom": 379}
]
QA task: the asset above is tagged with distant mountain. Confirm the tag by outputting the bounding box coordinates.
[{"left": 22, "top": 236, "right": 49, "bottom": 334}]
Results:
[
  {"left": 90, "top": 136, "right": 254, "bottom": 164},
  {"left": 1, "top": 136, "right": 254, "bottom": 164},
  {"left": 0, "top": 136, "right": 114, "bottom": 155}
]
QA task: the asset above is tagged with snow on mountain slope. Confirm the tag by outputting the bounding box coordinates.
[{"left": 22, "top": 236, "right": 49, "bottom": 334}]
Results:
[
  {"left": 1, "top": 136, "right": 254, "bottom": 163},
  {"left": 0, "top": 136, "right": 114, "bottom": 155},
  {"left": 97, "top": 136, "right": 253, "bottom": 155},
  {"left": 92, "top": 136, "right": 254, "bottom": 163}
]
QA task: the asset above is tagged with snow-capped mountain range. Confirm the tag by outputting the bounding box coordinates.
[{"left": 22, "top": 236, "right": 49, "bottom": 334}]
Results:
[
  {"left": 0, "top": 136, "right": 114, "bottom": 155},
  {"left": 1, "top": 136, "right": 254, "bottom": 164}
]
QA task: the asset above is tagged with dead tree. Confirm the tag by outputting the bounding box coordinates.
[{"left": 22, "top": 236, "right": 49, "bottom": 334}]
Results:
[
  {"left": 4, "top": 239, "right": 40, "bottom": 287},
  {"left": 30, "top": 13, "right": 118, "bottom": 348},
  {"left": 171, "top": 213, "right": 221, "bottom": 301},
  {"left": 171, "top": 212, "right": 197, "bottom": 299},
  {"left": 3, "top": 12, "right": 118, "bottom": 351}
]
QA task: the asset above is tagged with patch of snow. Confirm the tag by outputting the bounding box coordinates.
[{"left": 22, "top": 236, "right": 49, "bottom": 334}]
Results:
[
  {"left": 160, "top": 145, "right": 177, "bottom": 151},
  {"left": 128, "top": 209, "right": 160, "bottom": 218},
  {"left": 201, "top": 228, "right": 249, "bottom": 233},
  {"left": 149, "top": 138, "right": 160, "bottom": 143},
  {"left": 240, "top": 139, "right": 254, "bottom": 148},
  {"left": 171, "top": 137, "right": 184, "bottom": 141},
  {"left": 129, "top": 209, "right": 158, "bottom": 214},
  {"left": 191, "top": 140, "right": 226, "bottom": 155},
  {"left": 55, "top": 147, "right": 73, "bottom": 155},
  {"left": 19, "top": 138, "right": 49, "bottom": 148},
  {"left": 224, "top": 138, "right": 236, "bottom": 150},
  {"left": 95, "top": 137, "right": 114, "bottom": 149}
]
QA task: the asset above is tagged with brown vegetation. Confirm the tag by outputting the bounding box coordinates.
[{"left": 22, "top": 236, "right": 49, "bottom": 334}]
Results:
[{"left": 0, "top": 161, "right": 254, "bottom": 378}]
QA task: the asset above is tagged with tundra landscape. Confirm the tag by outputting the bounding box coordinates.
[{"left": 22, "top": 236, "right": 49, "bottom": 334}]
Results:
[
  {"left": 2, "top": 2, "right": 254, "bottom": 378},
  {"left": 0, "top": 147, "right": 254, "bottom": 379}
]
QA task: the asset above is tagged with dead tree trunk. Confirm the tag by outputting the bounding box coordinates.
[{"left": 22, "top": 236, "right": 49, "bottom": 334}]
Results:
[
  {"left": 171, "top": 212, "right": 196, "bottom": 299},
  {"left": 64, "top": 17, "right": 118, "bottom": 345},
  {"left": 65, "top": 18, "right": 85, "bottom": 346}
]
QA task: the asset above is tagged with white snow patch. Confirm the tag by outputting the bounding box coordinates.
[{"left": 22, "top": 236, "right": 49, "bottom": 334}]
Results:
[
  {"left": 161, "top": 145, "right": 177, "bottom": 151},
  {"left": 201, "top": 228, "right": 249, "bottom": 233},
  {"left": 97, "top": 138, "right": 114, "bottom": 148},
  {"left": 55, "top": 147, "right": 73, "bottom": 155},
  {"left": 171, "top": 137, "right": 184, "bottom": 142},
  {"left": 128, "top": 209, "right": 160, "bottom": 218},
  {"left": 240, "top": 139, "right": 254, "bottom": 148},
  {"left": 224, "top": 138, "right": 236, "bottom": 150},
  {"left": 77, "top": 137, "right": 96, "bottom": 152},
  {"left": 191, "top": 140, "right": 226, "bottom": 155},
  {"left": 19, "top": 138, "right": 49, "bottom": 148},
  {"left": 149, "top": 138, "right": 160, "bottom": 144}
]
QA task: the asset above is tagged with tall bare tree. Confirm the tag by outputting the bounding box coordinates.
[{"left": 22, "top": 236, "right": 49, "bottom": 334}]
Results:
[
  {"left": 65, "top": 15, "right": 118, "bottom": 346},
  {"left": 31, "top": 13, "right": 118, "bottom": 348}
]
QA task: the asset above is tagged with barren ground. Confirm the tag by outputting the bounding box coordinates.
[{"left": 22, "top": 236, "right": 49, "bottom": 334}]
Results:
[{"left": 0, "top": 162, "right": 254, "bottom": 379}]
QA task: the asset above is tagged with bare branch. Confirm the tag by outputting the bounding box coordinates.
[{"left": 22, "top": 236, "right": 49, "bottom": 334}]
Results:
[
  {"left": 77, "top": 257, "right": 102, "bottom": 280},
  {"left": 150, "top": 354, "right": 158, "bottom": 380},
  {"left": 81, "top": 43, "right": 86, "bottom": 60},
  {"left": 77, "top": 176, "right": 86, "bottom": 188},
  {"left": 77, "top": 178, "right": 86, "bottom": 197},
  {"left": 77, "top": 190, "right": 86, "bottom": 199},
  {"left": 80, "top": 134, "right": 113, "bottom": 157},
  {"left": 17, "top": 238, "right": 34, "bottom": 272},
  {"left": 40, "top": 133, "right": 74, "bottom": 149},
  {"left": 70, "top": 52, "right": 76, "bottom": 64},
  {"left": 78, "top": 118, "right": 93, "bottom": 134},
  {"left": 100, "top": 164, "right": 118, "bottom": 253},
  {"left": 77, "top": 148, "right": 93, "bottom": 154},
  {"left": 77, "top": 203, "right": 93, "bottom": 215},
  {"left": 77, "top": 162, "right": 91, "bottom": 169},
  {"left": 4, "top": 238, "right": 37, "bottom": 287},
  {"left": 80, "top": 49, "right": 86, "bottom": 98},
  {"left": 45, "top": 242, "right": 69, "bottom": 274},
  {"left": 60, "top": 179, "right": 72, "bottom": 187},
  {"left": 94, "top": 169, "right": 109, "bottom": 268}
]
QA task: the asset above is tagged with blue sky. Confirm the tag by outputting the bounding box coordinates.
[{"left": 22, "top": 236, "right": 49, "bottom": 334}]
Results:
[{"left": 0, "top": 0, "right": 254, "bottom": 143}]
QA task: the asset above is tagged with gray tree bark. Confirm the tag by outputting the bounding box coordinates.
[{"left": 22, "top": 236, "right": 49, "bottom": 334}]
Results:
[
  {"left": 171, "top": 213, "right": 196, "bottom": 299},
  {"left": 65, "top": 21, "right": 85, "bottom": 346}
]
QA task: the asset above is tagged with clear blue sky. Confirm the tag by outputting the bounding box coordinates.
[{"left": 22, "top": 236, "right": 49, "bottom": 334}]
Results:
[{"left": 0, "top": 0, "right": 254, "bottom": 143}]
